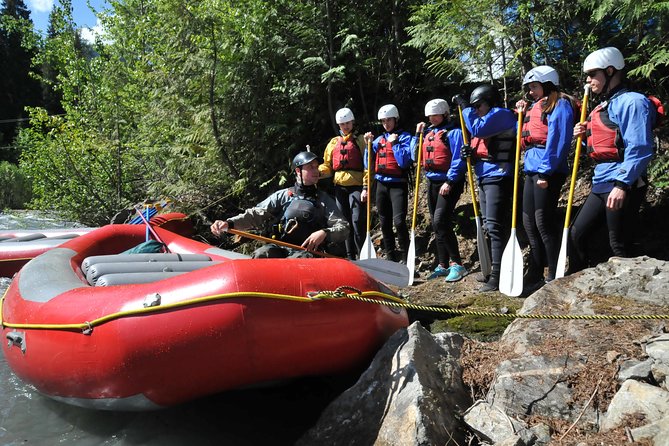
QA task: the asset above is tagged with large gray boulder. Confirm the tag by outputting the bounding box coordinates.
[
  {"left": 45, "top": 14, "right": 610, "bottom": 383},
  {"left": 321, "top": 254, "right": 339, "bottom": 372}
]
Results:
[
  {"left": 297, "top": 322, "right": 471, "bottom": 446},
  {"left": 465, "top": 257, "right": 669, "bottom": 444},
  {"left": 600, "top": 379, "right": 669, "bottom": 431}
]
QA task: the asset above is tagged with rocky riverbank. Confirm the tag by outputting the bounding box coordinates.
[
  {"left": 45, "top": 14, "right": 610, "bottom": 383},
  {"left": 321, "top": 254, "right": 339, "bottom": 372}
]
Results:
[{"left": 298, "top": 256, "right": 669, "bottom": 445}]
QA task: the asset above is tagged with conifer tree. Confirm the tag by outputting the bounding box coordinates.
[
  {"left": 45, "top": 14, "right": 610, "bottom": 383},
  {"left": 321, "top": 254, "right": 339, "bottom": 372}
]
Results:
[{"left": 0, "top": 0, "right": 41, "bottom": 162}]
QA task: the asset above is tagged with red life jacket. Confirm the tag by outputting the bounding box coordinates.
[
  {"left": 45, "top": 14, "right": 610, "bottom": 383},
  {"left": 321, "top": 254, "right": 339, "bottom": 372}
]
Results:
[
  {"left": 521, "top": 100, "right": 548, "bottom": 150},
  {"left": 375, "top": 135, "right": 404, "bottom": 177},
  {"left": 648, "top": 95, "right": 666, "bottom": 129},
  {"left": 421, "top": 129, "right": 451, "bottom": 172},
  {"left": 470, "top": 128, "right": 515, "bottom": 163},
  {"left": 586, "top": 103, "right": 623, "bottom": 162},
  {"left": 586, "top": 91, "right": 666, "bottom": 162},
  {"left": 332, "top": 135, "right": 364, "bottom": 171}
]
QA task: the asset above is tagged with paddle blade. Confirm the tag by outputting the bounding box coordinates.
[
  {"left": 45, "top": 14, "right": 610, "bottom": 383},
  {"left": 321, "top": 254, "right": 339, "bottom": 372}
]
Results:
[
  {"left": 475, "top": 217, "right": 492, "bottom": 277},
  {"left": 359, "top": 233, "right": 377, "bottom": 260},
  {"left": 407, "top": 231, "right": 416, "bottom": 286},
  {"left": 354, "top": 258, "right": 410, "bottom": 287},
  {"left": 555, "top": 227, "right": 569, "bottom": 279},
  {"left": 499, "top": 229, "right": 523, "bottom": 297}
]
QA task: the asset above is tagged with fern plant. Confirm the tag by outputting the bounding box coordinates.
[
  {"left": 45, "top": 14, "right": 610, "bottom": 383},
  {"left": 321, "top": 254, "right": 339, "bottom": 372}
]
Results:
[{"left": 649, "top": 154, "right": 669, "bottom": 189}]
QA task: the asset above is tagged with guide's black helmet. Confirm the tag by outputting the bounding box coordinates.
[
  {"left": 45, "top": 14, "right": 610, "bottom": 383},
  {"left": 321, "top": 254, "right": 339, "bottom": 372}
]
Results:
[
  {"left": 470, "top": 84, "right": 501, "bottom": 107},
  {"left": 292, "top": 151, "right": 320, "bottom": 169}
]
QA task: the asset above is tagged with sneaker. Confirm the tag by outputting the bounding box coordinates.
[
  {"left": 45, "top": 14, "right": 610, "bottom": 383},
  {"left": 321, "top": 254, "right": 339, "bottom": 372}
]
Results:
[
  {"left": 428, "top": 264, "right": 450, "bottom": 280},
  {"left": 445, "top": 264, "right": 467, "bottom": 282}
]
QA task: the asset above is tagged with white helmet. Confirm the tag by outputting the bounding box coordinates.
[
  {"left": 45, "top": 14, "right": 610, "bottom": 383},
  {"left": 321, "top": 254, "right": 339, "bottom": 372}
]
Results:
[
  {"left": 583, "top": 47, "right": 625, "bottom": 72},
  {"left": 377, "top": 104, "right": 399, "bottom": 120},
  {"left": 523, "top": 65, "right": 560, "bottom": 86},
  {"left": 335, "top": 107, "right": 355, "bottom": 124},
  {"left": 424, "top": 99, "right": 449, "bottom": 116}
]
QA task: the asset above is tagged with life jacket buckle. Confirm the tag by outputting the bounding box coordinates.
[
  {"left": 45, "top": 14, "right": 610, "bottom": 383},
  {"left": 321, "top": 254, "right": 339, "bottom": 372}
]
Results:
[{"left": 284, "top": 218, "right": 299, "bottom": 235}]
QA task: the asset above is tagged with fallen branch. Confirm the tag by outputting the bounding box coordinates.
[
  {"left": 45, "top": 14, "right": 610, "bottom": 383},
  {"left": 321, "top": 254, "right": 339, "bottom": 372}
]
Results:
[{"left": 558, "top": 375, "right": 604, "bottom": 442}]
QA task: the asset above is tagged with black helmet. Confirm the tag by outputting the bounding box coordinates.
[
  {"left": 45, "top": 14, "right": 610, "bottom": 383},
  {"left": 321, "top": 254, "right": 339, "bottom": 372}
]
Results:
[
  {"left": 470, "top": 84, "right": 501, "bottom": 107},
  {"left": 292, "top": 151, "right": 319, "bottom": 169}
]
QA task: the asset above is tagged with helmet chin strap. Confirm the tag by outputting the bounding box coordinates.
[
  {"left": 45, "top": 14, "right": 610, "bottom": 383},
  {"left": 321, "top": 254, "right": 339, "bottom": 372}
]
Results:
[
  {"left": 296, "top": 166, "right": 305, "bottom": 185},
  {"left": 602, "top": 67, "right": 616, "bottom": 97}
]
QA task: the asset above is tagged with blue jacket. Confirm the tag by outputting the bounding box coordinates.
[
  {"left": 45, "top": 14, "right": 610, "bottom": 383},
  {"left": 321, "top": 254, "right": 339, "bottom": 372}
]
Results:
[
  {"left": 463, "top": 106, "right": 517, "bottom": 180},
  {"left": 590, "top": 88, "right": 655, "bottom": 193},
  {"left": 409, "top": 125, "right": 467, "bottom": 184},
  {"left": 523, "top": 97, "right": 574, "bottom": 176},
  {"left": 364, "top": 130, "right": 413, "bottom": 183}
]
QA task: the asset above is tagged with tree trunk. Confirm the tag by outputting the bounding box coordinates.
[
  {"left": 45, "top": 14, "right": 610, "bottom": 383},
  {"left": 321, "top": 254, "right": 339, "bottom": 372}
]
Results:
[{"left": 207, "top": 21, "right": 239, "bottom": 177}]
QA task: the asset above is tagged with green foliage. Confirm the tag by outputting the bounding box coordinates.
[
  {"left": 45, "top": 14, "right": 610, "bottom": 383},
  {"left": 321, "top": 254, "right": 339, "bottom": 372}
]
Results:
[
  {"left": 649, "top": 151, "right": 669, "bottom": 189},
  {"left": 431, "top": 315, "right": 512, "bottom": 342},
  {"left": 0, "top": 161, "right": 31, "bottom": 209},
  {"left": 0, "top": 0, "right": 42, "bottom": 159},
  {"left": 17, "top": 108, "right": 127, "bottom": 225},
  {"left": 7, "top": 0, "right": 669, "bottom": 228}
]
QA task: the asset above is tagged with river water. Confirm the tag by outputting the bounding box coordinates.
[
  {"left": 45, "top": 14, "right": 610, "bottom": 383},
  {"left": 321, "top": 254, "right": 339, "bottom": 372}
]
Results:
[{"left": 0, "top": 211, "right": 343, "bottom": 446}]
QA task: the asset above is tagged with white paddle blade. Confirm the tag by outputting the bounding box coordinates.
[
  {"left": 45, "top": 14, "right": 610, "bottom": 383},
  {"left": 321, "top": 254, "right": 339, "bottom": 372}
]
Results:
[
  {"left": 555, "top": 227, "right": 569, "bottom": 279},
  {"left": 406, "top": 231, "right": 416, "bottom": 286},
  {"left": 359, "top": 233, "right": 377, "bottom": 260},
  {"left": 475, "top": 217, "right": 492, "bottom": 277},
  {"left": 354, "top": 258, "right": 411, "bottom": 287},
  {"left": 499, "top": 229, "right": 523, "bottom": 297}
]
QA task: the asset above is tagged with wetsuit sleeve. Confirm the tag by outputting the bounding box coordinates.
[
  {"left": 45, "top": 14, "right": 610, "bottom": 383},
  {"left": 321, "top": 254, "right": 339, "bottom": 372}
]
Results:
[
  {"left": 446, "top": 129, "right": 467, "bottom": 183},
  {"left": 393, "top": 131, "right": 414, "bottom": 169},
  {"left": 467, "top": 107, "right": 517, "bottom": 138},
  {"left": 227, "top": 190, "right": 285, "bottom": 231},
  {"left": 462, "top": 107, "right": 477, "bottom": 134},
  {"left": 539, "top": 99, "right": 574, "bottom": 175},
  {"left": 611, "top": 95, "right": 655, "bottom": 186},
  {"left": 409, "top": 133, "right": 420, "bottom": 162},
  {"left": 318, "top": 137, "right": 338, "bottom": 179}
]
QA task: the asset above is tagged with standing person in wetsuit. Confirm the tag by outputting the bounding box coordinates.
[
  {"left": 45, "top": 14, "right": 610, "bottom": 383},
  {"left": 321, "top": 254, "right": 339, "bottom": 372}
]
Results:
[
  {"left": 319, "top": 108, "right": 368, "bottom": 260},
  {"left": 362, "top": 104, "right": 413, "bottom": 263},
  {"left": 210, "top": 151, "right": 349, "bottom": 258},
  {"left": 516, "top": 66, "right": 576, "bottom": 290},
  {"left": 410, "top": 99, "right": 468, "bottom": 281},
  {"left": 454, "top": 85, "right": 517, "bottom": 292},
  {"left": 569, "top": 47, "right": 656, "bottom": 273}
]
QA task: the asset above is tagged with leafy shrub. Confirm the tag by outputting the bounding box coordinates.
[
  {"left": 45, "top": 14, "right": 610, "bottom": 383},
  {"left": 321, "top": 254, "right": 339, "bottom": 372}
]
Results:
[
  {"left": 0, "top": 161, "right": 31, "bottom": 209},
  {"left": 17, "top": 108, "right": 125, "bottom": 225}
]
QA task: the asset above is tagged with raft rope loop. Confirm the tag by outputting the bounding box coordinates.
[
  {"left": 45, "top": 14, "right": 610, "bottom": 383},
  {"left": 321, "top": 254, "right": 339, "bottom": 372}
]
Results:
[{"left": 1, "top": 286, "right": 668, "bottom": 336}]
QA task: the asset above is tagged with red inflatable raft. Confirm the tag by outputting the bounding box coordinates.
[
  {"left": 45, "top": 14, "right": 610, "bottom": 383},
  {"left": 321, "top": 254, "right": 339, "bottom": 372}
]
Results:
[
  {"left": 0, "top": 213, "right": 193, "bottom": 277},
  {"left": 1, "top": 224, "right": 408, "bottom": 410}
]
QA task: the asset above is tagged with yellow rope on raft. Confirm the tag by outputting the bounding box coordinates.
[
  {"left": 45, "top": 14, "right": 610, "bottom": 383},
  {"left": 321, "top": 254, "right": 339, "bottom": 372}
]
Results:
[
  {"left": 0, "top": 287, "right": 402, "bottom": 334},
  {"left": 2, "top": 285, "right": 668, "bottom": 336},
  {"left": 0, "top": 257, "right": 33, "bottom": 263},
  {"left": 320, "top": 291, "right": 669, "bottom": 321}
]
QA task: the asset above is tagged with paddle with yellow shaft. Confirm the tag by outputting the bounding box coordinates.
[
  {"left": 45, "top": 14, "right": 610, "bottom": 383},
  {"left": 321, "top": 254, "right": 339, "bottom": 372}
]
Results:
[
  {"left": 406, "top": 131, "right": 423, "bottom": 286},
  {"left": 359, "top": 139, "right": 377, "bottom": 260},
  {"left": 499, "top": 111, "right": 525, "bottom": 297},
  {"left": 457, "top": 105, "right": 492, "bottom": 277},
  {"left": 225, "top": 228, "right": 410, "bottom": 287},
  {"left": 555, "top": 84, "right": 591, "bottom": 279}
]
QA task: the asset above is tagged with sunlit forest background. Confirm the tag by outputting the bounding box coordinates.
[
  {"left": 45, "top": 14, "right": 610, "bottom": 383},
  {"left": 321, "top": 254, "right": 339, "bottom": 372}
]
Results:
[{"left": 1, "top": 0, "right": 668, "bottom": 225}]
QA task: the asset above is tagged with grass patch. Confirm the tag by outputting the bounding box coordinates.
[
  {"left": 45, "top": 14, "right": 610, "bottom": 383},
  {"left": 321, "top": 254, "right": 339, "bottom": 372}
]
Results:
[{"left": 431, "top": 315, "right": 512, "bottom": 341}]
